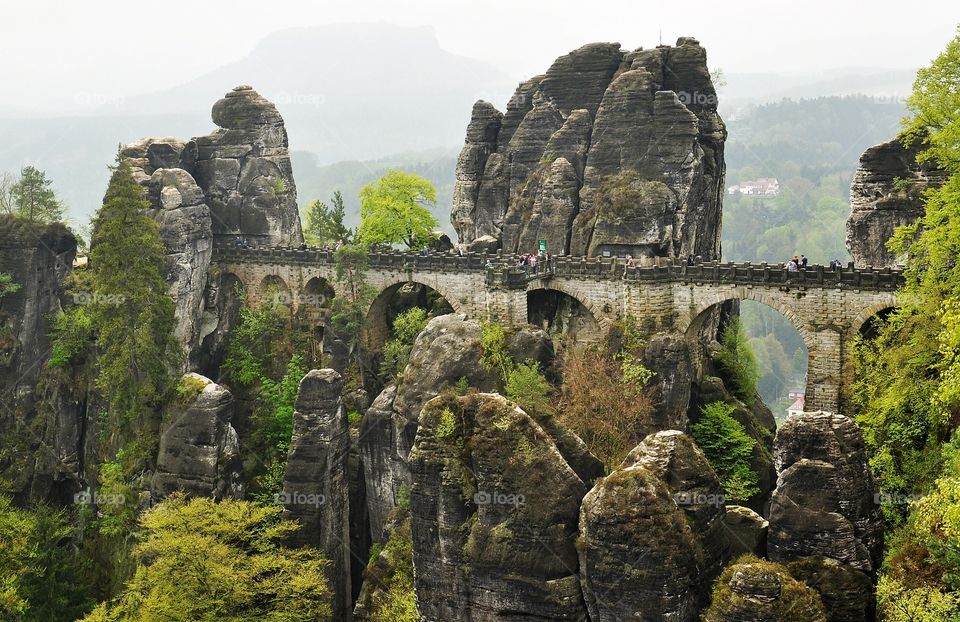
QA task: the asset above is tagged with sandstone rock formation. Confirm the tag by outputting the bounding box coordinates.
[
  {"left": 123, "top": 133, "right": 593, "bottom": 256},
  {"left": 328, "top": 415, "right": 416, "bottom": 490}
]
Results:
[
  {"left": 120, "top": 86, "right": 303, "bottom": 367},
  {"left": 152, "top": 373, "right": 242, "bottom": 500},
  {"left": 281, "top": 369, "right": 352, "bottom": 622},
  {"left": 0, "top": 217, "right": 79, "bottom": 503},
  {"left": 359, "top": 314, "right": 558, "bottom": 540},
  {"left": 847, "top": 137, "right": 947, "bottom": 267},
  {"left": 787, "top": 556, "right": 876, "bottom": 622},
  {"left": 702, "top": 556, "right": 827, "bottom": 622},
  {"left": 409, "top": 392, "right": 589, "bottom": 621},
  {"left": 767, "top": 412, "right": 882, "bottom": 575},
  {"left": 579, "top": 430, "right": 728, "bottom": 621},
  {"left": 452, "top": 38, "right": 725, "bottom": 259},
  {"left": 724, "top": 505, "right": 768, "bottom": 558}
]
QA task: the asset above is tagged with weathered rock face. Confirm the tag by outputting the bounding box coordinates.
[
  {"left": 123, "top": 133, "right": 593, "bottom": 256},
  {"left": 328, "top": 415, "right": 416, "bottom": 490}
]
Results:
[
  {"left": 0, "top": 218, "right": 80, "bottom": 503},
  {"left": 359, "top": 314, "right": 558, "bottom": 541},
  {"left": 579, "top": 430, "right": 727, "bottom": 621},
  {"left": 281, "top": 369, "right": 352, "bottom": 622},
  {"left": 724, "top": 505, "right": 768, "bottom": 558},
  {"left": 787, "top": 556, "right": 875, "bottom": 622},
  {"left": 847, "top": 137, "right": 948, "bottom": 267},
  {"left": 767, "top": 412, "right": 882, "bottom": 575},
  {"left": 120, "top": 86, "right": 303, "bottom": 367},
  {"left": 410, "top": 392, "right": 589, "bottom": 621},
  {"left": 453, "top": 38, "right": 725, "bottom": 259},
  {"left": 152, "top": 373, "right": 242, "bottom": 501},
  {"left": 0, "top": 217, "right": 76, "bottom": 401},
  {"left": 623, "top": 431, "right": 730, "bottom": 583},
  {"left": 194, "top": 86, "right": 303, "bottom": 247},
  {"left": 702, "top": 557, "right": 827, "bottom": 622}
]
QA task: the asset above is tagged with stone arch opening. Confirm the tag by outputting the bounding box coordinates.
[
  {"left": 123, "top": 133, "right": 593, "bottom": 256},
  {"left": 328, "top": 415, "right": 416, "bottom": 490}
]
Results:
[
  {"left": 685, "top": 298, "right": 812, "bottom": 423},
  {"left": 526, "top": 287, "right": 602, "bottom": 343},
  {"left": 363, "top": 280, "right": 456, "bottom": 356},
  {"left": 303, "top": 276, "right": 335, "bottom": 309},
  {"left": 260, "top": 274, "right": 292, "bottom": 308},
  {"left": 852, "top": 303, "right": 897, "bottom": 341}
]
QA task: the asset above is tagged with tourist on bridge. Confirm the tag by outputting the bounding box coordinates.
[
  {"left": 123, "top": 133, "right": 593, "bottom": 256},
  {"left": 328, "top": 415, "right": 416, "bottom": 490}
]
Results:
[{"left": 800, "top": 255, "right": 808, "bottom": 268}]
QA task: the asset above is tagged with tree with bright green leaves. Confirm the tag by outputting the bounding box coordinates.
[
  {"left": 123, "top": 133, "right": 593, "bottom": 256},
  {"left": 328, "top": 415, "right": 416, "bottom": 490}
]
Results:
[
  {"left": 852, "top": 28, "right": 960, "bottom": 517},
  {"left": 380, "top": 307, "right": 429, "bottom": 380},
  {"left": 7, "top": 165, "right": 65, "bottom": 223},
  {"left": 82, "top": 494, "right": 332, "bottom": 621},
  {"left": 691, "top": 401, "right": 760, "bottom": 502},
  {"left": 304, "top": 190, "right": 352, "bottom": 247},
  {"left": 0, "top": 496, "right": 94, "bottom": 621},
  {"left": 853, "top": 27, "right": 960, "bottom": 618},
  {"left": 356, "top": 170, "right": 438, "bottom": 249}
]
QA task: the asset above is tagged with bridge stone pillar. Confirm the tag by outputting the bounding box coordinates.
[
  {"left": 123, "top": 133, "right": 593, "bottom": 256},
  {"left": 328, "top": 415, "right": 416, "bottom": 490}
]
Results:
[
  {"left": 805, "top": 328, "right": 843, "bottom": 413},
  {"left": 485, "top": 288, "right": 527, "bottom": 326}
]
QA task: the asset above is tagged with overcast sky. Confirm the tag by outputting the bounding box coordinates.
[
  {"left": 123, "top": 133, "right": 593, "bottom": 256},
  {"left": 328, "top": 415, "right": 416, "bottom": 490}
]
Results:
[{"left": 1, "top": 0, "right": 957, "bottom": 111}]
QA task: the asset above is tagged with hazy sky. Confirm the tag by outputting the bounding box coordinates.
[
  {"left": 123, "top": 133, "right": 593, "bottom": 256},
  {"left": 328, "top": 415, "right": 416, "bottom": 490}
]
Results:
[{"left": 1, "top": 0, "right": 957, "bottom": 111}]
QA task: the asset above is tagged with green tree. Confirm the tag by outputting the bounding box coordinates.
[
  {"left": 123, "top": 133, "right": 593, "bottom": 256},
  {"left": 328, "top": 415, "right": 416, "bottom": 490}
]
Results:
[
  {"left": 853, "top": 28, "right": 960, "bottom": 514},
  {"left": 329, "top": 244, "right": 376, "bottom": 339},
  {"left": 0, "top": 496, "right": 94, "bottom": 621},
  {"left": 86, "top": 158, "right": 178, "bottom": 449},
  {"left": 304, "top": 191, "right": 352, "bottom": 247},
  {"left": 9, "top": 166, "right": 64, "bottom": 223},
  {"left": 714, "top": 319, "right": 761, "bottom": 405},
  {"left": 356, "top": 170, "right": 438, "bottom": 249},
  {"left": 691, "top": 401, "right": 760, "bottom": 502},
  {"left": 82, "top": 494, "right": 331, "bottom": 621}
]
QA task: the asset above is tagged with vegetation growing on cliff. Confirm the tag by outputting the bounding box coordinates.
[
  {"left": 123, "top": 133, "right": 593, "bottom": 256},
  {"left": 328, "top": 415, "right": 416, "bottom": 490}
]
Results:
[
  {"left": 853, "top": 28, "right": 960, "bottom": 618},
  {"left": 0, "top": 496, "right": 93, "bottom": 620},
  {"left": 303, "top": 190, "right": 353, "bottom": 247},
  {"left": 691, "top": 401, "right": 761, "bottom": 502},
  {"left": 557, "top": 319, "right": 654, "bottom": 470},
  {"left": 380, "top": 306, "right": 429, "bottom": 380},
  {"left": 83, "top": 494, "right": 331, "bottom": 621},
  {"left": 0, "top": 165, "right": 64, "bottom": 224}
]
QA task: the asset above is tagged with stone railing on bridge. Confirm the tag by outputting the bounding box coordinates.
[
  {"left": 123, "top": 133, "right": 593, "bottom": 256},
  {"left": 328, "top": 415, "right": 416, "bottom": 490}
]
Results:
[{"left": 213, "top": 245, "right": 905, "bottom": 292}]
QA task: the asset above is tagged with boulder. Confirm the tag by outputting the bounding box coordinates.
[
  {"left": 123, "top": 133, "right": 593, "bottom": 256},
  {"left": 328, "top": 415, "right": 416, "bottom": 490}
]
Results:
[
  {"left": 152, "top": 373, "right": 242, "bottom": 501},
  {"left": 847, "top": 137, "right": 947, "bottom": 267},
  {"left": 409, "top": 392, "right": 588, "bottom": 621},
  {"left": 578, "top": 449, "right": 703, "bottom": 621},
  {"left": 281, "top": 369, "right": 352, "bottom": 621},
  {"left": 452, "top": 38, "right": 724, "bottom": 259},
  {"left": 724, "top": 505, "right": 768, "bottom": 558},
  {"left": 702, "top": 556, "right": 827, "bottom": 622},
  {"left": 786, "top": 556, "right": 875, "bottom": 622},
  {"left": 767, "top": 412, "right": 882, "bottom": 575},
  {"left": 623, "top": 430, "right": 730, "bottom": 584}
]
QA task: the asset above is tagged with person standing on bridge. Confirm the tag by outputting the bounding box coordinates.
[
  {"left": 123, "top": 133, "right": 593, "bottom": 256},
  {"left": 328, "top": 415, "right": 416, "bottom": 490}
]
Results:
[{"left": 800, "top": 255, "right": 808, "bottom": 269}]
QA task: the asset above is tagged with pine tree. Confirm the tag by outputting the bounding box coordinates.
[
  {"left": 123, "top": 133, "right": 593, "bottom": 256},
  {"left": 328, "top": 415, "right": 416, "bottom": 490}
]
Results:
[
  {"left": 11, "top": 165, "right": 64, "bottom": 223},
  {"left": 89, "top": 158, "right": 178, "bottom": 446}
]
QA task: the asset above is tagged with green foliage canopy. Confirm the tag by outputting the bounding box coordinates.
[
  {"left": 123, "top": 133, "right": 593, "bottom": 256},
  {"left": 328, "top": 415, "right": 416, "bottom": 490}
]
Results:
[
  {"left": 691, "top": 401, "right": 760, "bottom": 502},
  {"left": 356, "top": 170, "right": 438, "bottom": 249},
  {"left": 83, "top": 494, "right": 331, "bottom": 621}
]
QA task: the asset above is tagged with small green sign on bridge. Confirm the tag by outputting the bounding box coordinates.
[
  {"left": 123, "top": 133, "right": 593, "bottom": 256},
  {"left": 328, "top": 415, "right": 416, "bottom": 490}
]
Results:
[{"left": 538, "top": 239, "right": 547, "bottom": 253}]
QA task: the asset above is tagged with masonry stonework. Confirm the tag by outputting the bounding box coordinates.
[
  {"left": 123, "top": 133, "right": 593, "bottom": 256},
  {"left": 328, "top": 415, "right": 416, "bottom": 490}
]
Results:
[{"left": 216, "top": 248, "right": 900, "bottom": 415}]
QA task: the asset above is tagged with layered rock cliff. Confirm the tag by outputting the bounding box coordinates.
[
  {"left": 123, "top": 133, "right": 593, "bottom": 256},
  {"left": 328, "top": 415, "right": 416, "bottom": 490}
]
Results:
[
  {"left": 847, "top": 136, "right": 947, "bottom": 267},
  {"left": 452, "top": 38, "right": 726, "bottom": 259},
  {"left": 0, "top": 217, "right": 80, "bottom": 503},
  {"left": 120, "top": 85, "right": 303, "bottom": 367}
]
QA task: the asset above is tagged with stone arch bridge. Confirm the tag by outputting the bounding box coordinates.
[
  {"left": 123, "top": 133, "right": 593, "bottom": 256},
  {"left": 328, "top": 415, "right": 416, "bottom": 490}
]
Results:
[{"left": 213, "top": 246, "right": 902, "bottom": 414}]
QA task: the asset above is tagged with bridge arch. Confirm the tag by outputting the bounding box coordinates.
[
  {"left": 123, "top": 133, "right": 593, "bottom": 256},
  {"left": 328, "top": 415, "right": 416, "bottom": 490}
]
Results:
[
  {"left": 260, "top": 274, "right": 293, "bottom": 307},
  {"left": 363, "top": 278, "right": 460, "bottom": 353},
  {"left": 526, "top": 284, "right": 604, "bottom": 342},
  {"left": 849, "top": 301, "right": 898, "bottom": 341},
  {"left": 683, "top": 293, "right": 815, "bottom": 418}
]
